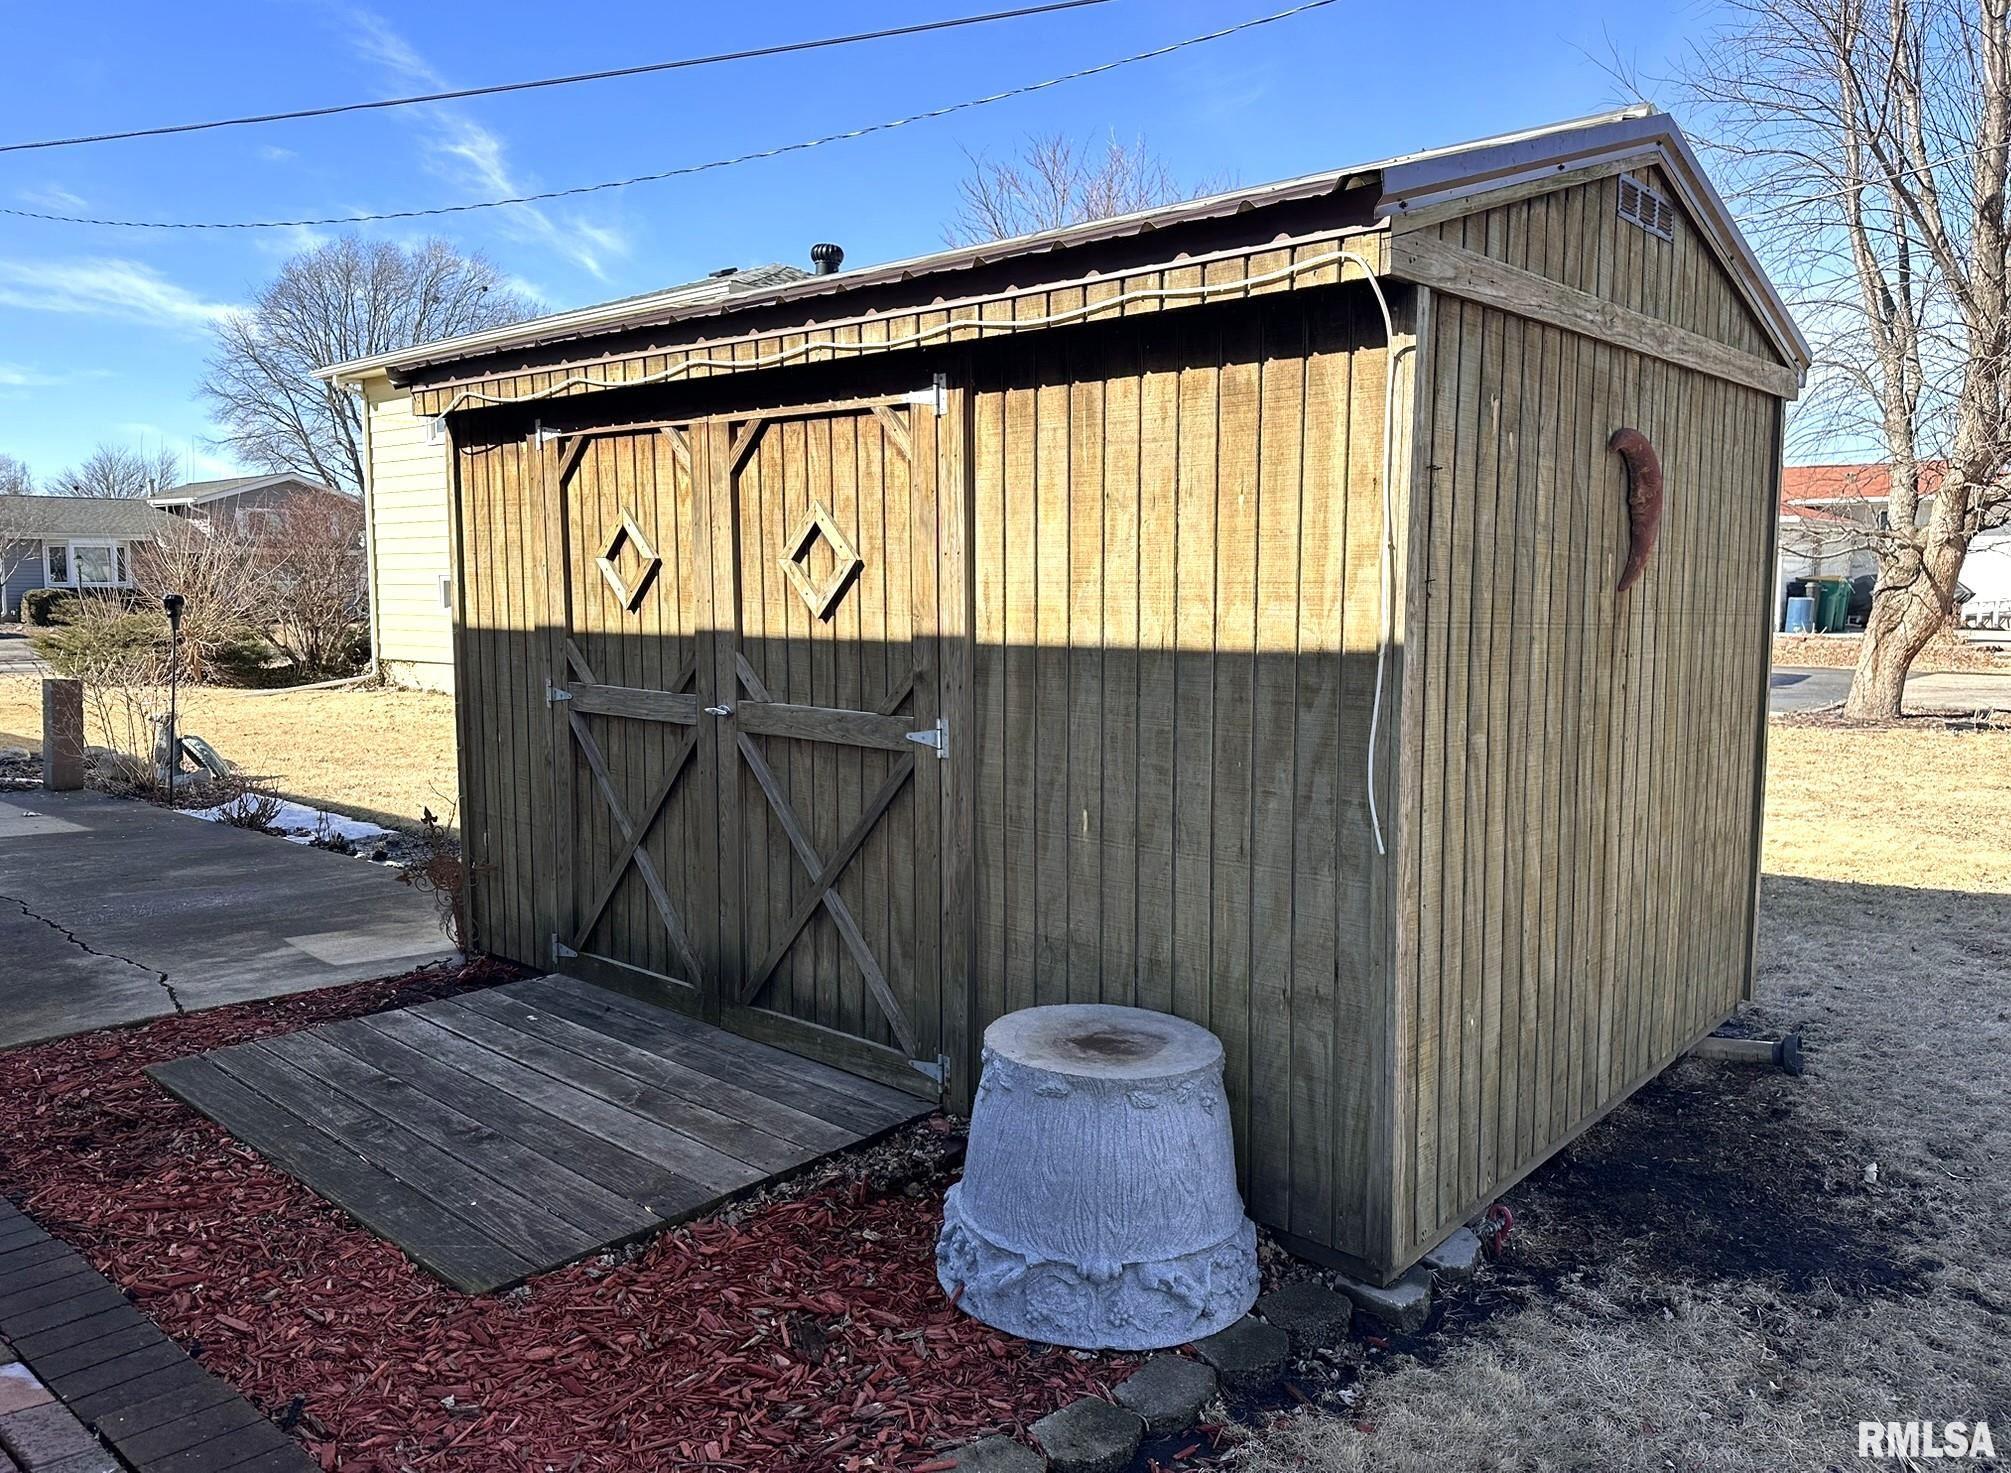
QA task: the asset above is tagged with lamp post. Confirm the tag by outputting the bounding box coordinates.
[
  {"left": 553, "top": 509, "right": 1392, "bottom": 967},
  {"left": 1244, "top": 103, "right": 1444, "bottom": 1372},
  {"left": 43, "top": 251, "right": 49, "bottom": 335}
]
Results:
[{"left": 162, "top": 593, "right": 185, "bottom": 805}]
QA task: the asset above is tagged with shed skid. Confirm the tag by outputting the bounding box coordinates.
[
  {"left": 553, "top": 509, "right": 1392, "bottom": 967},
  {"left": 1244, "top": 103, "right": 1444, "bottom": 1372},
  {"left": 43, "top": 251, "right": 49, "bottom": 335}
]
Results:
[{"left": 385, "top": 110, "right": 1801, "bottom": 1283}]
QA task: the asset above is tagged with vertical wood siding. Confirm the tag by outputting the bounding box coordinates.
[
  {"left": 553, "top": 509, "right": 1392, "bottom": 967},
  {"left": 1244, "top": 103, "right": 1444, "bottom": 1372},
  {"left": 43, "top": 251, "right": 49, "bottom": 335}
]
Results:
[
  {"left": 1394, "top": 220, "right": 1778, "bottom": 1262},
  {"left": 453, "top": 422, "right": 560, "bottom": 968},
  {"left": 964, "top": 296, "right": 1394, "bottom": 1264}
]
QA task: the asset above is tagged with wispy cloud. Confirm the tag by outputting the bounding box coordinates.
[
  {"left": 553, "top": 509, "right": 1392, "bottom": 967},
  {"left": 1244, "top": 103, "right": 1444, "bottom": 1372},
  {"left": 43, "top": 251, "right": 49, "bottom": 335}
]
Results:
[
  {"left": 255, "top": 222, "right": 335, "bottom": 258},
  {"left": 344, "top": 8, "right": 628, "bottom": 282},
  {"left": 17, "top": 184, "right": 86, "bottom": 211},
  {"left": 0, "top": 362, "right": 112, "bottom": 389},
  {"left": 255, "top": 144, "right": 298, "bottom": 163},
  {"left": 0, "top": 259, "right": 241, "bottom": 332}
]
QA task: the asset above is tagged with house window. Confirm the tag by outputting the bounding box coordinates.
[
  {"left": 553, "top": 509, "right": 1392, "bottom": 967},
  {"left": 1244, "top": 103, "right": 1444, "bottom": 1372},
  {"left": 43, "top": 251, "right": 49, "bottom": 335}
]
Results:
[{"left": 45, "top": 540, "right": 130, "bottom": 589}]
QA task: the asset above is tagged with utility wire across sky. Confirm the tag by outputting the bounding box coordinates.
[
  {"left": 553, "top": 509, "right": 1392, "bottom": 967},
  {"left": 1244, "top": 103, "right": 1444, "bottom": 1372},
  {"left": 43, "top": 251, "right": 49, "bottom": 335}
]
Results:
[
  {"left": 0, "top": 0, "right": 1339, "bottom": 231},
  {"left": 0, "top": 0, "right": 1123, "bottom": 156}
]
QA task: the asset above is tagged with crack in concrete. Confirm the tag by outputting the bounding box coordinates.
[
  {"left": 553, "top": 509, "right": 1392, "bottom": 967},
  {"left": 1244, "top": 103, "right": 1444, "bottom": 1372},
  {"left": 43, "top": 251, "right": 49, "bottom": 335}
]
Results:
[{"left": 2, "top": 892, "right": 185, "bottom": 1014}]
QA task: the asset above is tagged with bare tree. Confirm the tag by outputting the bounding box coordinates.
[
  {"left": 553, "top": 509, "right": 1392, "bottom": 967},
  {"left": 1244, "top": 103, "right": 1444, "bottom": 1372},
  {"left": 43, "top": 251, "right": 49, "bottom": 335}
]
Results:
[
  {"left": 944, "top": 132, "right": 1225, "bottom": 245},
  {"left": 202, "top": 237, "right": 535, "bottom": 497},
  {"left": 0, "top": 495, "right": 35, "bottom": 621},
  {"left": 53, "top": 442, "right": 180, "bottom": 499},
  {"left": 1688, "top": 0, "right": 2011, "bottom": 717},
  {"left": 0, "top": 457, "right": 36, "bottom": 615}
]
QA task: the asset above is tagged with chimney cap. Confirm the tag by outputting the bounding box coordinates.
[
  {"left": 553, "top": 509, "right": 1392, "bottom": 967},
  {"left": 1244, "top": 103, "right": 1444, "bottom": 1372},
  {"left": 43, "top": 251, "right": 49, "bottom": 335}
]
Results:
[{"left": 810, "top": 242, "right": 845, "bottom": 275}]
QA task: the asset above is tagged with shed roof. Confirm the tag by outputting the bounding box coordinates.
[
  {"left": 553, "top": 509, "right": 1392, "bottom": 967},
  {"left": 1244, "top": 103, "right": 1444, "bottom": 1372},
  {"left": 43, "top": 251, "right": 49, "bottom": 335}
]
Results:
[
  {"left": 321, "top": 263, "right": 808, "bottom": 383},
  {"left": 320, "top": 108, "right": 1809, "bottom": 397},
  {"left": 0, "top": 495, "right": 175, "bottom": 539}
]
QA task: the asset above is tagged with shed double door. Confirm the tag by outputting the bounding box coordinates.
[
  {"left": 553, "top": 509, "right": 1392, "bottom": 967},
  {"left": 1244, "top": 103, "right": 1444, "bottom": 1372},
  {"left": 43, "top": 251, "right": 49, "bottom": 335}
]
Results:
[{"left": 548, "top": 395, "right": 951, "bottom": 1099}]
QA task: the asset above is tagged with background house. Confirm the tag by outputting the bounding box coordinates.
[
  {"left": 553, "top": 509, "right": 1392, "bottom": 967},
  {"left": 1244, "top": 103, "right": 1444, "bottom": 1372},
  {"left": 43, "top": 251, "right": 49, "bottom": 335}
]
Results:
[
  {"left": 1775, "top": 462, "right": 2011, "bottom": 628},
  {"left": 324, "top": 263, "right": 806, "bottom": 692},
  {"left": 148, "top": 473, "right": 341, "bottom": 536},
  {"left": 0, "top": 495, "right": 173, "bottom": 618}
]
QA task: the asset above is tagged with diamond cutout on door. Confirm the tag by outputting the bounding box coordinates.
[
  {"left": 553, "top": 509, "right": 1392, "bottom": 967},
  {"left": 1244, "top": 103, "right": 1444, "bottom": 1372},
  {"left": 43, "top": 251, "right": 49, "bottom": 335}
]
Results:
[
  {"left": 779, "top": 500, "right": 863, "bottom": 622},
  {"left": 596, "top": 512, "right": 662, "bottom": 612}
]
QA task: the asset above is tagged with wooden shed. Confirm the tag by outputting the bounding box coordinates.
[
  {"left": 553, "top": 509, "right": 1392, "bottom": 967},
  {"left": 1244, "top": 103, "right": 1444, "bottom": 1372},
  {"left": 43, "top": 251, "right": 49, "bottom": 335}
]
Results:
[{"left": 351, "top": 107, "right": 1808, "bottom": 1283}]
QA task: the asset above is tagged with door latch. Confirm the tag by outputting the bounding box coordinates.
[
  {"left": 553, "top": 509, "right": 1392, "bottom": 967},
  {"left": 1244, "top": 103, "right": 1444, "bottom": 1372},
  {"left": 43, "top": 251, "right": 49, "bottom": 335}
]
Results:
[
  {"left": 704, "top": 704, "right": 733, "bottom": 717},
  {"left": 904, "top": 717, "right": 948, "bottom": 759}
]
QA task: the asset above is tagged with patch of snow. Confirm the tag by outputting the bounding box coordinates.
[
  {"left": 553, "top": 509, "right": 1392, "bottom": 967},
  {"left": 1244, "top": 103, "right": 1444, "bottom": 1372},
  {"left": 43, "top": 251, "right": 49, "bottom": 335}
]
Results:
[{"left": 182, "top": 795, "right": 392, "bottom": 847}]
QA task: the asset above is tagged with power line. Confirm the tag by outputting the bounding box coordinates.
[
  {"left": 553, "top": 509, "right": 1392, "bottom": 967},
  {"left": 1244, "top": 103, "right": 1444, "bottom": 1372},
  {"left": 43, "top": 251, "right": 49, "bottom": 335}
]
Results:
[
  {"left": 0, "top": 0, "right": 1337, "bottom": 232},
  {"left": 0, "top": 0, "right": 1124, "bottom": 156}
]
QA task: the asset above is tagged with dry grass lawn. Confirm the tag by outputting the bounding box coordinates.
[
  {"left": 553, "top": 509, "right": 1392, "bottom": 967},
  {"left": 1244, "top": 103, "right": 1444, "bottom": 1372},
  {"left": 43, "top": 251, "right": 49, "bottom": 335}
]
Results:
[
  {"left": 0, "top": 674, "right": 458, "bottom": 831},
  {"left": 1246, "top": 716, "right": 2011, "bottom": 1472}
]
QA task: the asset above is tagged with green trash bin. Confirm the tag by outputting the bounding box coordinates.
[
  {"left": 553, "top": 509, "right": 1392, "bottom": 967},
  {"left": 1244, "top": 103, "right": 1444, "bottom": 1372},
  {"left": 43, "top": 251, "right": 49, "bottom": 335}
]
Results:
[{"left": 1815, "top": 578, "right": 1852, "bottom": 633}]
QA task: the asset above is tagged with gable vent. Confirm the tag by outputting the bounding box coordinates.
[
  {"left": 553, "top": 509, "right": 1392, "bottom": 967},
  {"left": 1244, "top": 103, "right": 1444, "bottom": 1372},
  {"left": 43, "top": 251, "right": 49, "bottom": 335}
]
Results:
[{"left": 1617, "top": 172, "right": 1676, "bottom": 241}]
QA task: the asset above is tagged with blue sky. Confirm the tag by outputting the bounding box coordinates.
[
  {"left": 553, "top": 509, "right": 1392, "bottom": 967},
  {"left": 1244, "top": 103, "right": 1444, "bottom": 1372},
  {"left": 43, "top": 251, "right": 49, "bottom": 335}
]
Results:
[{"left": 0, "top": 0, "right": 1704, "bottom": 484}]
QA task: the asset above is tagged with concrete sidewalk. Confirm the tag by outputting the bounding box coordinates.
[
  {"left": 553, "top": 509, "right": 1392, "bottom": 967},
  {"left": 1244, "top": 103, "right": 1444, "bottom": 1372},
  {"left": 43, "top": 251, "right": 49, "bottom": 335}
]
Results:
[
  {"left": 0, "top": 630, "right": 46, "bottom": 679},
  {"left": 1770, "top": 665, "right": 2011, "bottom": 714},
  {"left": 0, "top": 790, "right": 456, "bottom": 1050}
]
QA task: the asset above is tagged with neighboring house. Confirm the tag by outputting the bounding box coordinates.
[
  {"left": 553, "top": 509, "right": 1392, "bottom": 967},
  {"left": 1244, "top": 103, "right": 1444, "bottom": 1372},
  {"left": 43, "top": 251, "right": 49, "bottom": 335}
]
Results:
[
  {"left": 0, "top": 495, "right": 173, "bottom": 619},
  {"left": 321, "top": 262, "right": 807, "bottom": 692},
  {"left": 148, "top": 473, "right": 341, "bottom": 536},
  {"left": 1775, "top": 461, "right": 2011, "bottom": 627}
]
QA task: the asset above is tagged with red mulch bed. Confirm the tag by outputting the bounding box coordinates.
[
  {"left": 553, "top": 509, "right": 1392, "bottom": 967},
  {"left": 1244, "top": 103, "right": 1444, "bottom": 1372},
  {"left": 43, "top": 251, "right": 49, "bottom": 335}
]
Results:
[{"left": 0, "top": 963, "right": 1126, "bottom": 1471}]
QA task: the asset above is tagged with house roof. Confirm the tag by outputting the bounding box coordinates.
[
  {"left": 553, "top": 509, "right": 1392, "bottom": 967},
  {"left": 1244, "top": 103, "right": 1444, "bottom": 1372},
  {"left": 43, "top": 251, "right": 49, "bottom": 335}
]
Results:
[
  {"left": 319, "top": 108, "right": 1810, "bottom": 391},
  {"left": 148, "top": 473, "right": 336, "bottom": 509},
  {"left": 318, "top": 263, "right": 810, "bottom": 383},
  {"left": 1780, "top": 463, "right": 1945, "bottom": 510},
  {"left": 0, "top": 495, "right": 174, "bottom": 539}
]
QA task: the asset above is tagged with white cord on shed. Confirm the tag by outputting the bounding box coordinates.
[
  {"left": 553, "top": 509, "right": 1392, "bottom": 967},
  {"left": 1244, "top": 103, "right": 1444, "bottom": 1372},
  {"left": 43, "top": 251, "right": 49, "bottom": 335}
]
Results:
[{"left": 1333, "top": 251, "right": 1408, "bottom": 858}]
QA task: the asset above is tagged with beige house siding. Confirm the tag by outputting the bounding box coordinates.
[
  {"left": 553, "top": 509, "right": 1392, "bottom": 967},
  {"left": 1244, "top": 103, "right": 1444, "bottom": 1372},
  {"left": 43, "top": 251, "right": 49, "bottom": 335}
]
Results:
[{"left": 363, "top": 374, "right": 456, "bottom": 692}]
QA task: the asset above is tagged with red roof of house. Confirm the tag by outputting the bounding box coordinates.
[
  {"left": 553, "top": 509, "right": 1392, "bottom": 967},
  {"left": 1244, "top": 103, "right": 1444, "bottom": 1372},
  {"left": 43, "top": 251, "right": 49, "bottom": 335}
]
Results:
[{"left": 1781, "top": 462, "right": 1945, "bottom": 511}]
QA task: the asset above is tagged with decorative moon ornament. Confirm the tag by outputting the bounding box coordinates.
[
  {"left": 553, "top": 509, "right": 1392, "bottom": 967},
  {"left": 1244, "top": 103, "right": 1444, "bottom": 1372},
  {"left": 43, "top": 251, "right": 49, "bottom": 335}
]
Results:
[{"left": 1608, "top": 427, "right": 1663, "bottom": 594}]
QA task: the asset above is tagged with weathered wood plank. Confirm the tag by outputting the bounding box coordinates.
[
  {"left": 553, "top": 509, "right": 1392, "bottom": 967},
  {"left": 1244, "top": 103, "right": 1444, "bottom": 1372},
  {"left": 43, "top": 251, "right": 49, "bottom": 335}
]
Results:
[{"left": 148, "top": 1056, "right": 535, "bottom": 1293}]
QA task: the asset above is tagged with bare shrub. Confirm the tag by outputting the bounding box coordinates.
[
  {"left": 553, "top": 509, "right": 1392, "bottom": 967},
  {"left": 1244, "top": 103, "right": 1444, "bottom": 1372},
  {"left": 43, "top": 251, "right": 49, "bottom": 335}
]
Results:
[
  {"left": 129, "top": 523, "right": 273, "bottom": 684},
  {"left": 396, "top": 806, "right": 472, "bottom": 950},
  {"left": 34, "top": 595, "right": 174, "bottom": 795},
  {"left": 215, "top": 787, "right": 286, "bottom": 832}
]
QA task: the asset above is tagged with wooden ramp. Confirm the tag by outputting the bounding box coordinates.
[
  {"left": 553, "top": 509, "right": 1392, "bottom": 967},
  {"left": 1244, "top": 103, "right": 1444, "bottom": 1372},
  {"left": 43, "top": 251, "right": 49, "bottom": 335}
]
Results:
[{"left": 148, "top": 976, "right": 929, "bottom": 1293}]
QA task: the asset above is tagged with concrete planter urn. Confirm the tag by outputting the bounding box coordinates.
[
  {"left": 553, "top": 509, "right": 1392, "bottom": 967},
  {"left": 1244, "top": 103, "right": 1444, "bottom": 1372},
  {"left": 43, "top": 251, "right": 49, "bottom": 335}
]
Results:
[{"left": 937, "top": 1004, "right": 1258, "bottom": 1351}]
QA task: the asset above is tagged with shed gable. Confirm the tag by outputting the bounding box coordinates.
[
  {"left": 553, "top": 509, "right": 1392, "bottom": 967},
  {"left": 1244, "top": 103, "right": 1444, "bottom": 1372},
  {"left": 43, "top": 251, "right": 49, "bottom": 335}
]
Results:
[{"left": 1400, "top": 162, "right": 1785, "bottom": 368}]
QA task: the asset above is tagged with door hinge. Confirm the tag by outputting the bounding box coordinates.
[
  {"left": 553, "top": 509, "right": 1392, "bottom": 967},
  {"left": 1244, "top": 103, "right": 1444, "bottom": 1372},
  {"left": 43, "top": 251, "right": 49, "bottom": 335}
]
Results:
[
  {"left": 904, "top": 373, "right": 948, "bottom": 417},
  {"left": 545, "top": 679, "right": 572, "bottom": 705},
  {"left": 910, "top": 1053, "right": 950, "bottom": 1087},
  {"left": 551, "top": 935, "right": 579, "bottom": 962},
  {"left": 532, "top": 419, "right": 564, "bottom": 446},
  {"left": 904, "top": 717, "right": 948, "bottom": 760}
]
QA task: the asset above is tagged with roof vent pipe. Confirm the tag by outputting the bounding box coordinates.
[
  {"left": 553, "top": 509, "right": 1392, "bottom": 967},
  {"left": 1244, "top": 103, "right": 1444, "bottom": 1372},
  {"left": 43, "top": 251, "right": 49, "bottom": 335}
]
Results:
[{"left": 810, "top": 243, "right": 845, "bottom": 275}]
